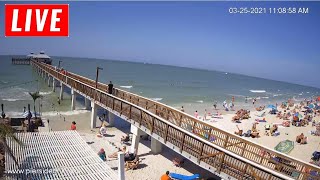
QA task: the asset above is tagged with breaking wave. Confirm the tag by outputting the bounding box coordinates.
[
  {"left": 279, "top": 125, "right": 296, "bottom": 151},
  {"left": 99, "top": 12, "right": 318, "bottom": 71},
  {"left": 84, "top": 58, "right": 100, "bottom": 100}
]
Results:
[
  {"left": 120, "top": 86, "right": 133, "bottom": 89},
  {"left": 250, "top": 90, "right": 266, "bottom": 93}
]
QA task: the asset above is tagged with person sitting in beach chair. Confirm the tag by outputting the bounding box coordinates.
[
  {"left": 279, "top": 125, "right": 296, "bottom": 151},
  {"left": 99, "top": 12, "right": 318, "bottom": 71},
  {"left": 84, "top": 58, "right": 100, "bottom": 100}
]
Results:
[
  {"left": 270, "top": 125, "right": 278, "bottom": 136},
  {"left": 99, "top": 123, "right": 108, "bottom": 136},
  {"left": 125, "top": 157, "right": 140, "bottom": 170},
  {"left": 234, "top": 125, "right": 243, "bottom": 136},
  {"left": 108, "top": 145, "right": 127, "bottom": 159},
  {"left": 172, "top": 157, "right": 185, "bottom": 167},
  {"left": 121, "top": 133, "right": 131, "bottom": 144},
  {"left": 296, "top": 133, "right": 308, "bottom": 144},
  {"left": 250, "top": 123, "right": 260, "bottom": 138},
  {"left": 98, "top": 148, "right": 106, "bottom": 161}
]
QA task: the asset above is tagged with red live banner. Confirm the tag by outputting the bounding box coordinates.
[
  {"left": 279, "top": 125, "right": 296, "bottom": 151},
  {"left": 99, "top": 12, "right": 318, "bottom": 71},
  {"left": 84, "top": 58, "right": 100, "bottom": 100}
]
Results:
[{"left": 5, "top": 4, "right": 69, "bottom": 37}]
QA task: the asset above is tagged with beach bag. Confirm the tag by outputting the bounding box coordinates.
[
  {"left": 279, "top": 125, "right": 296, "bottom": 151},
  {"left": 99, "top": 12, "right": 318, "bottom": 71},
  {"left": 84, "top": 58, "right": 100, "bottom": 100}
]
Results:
[
  {"left": 312, "top": 151, "right": 320, "bottom": 161},
  {"left": 244, "top": 130, "right": 251, "bottom": 137}
]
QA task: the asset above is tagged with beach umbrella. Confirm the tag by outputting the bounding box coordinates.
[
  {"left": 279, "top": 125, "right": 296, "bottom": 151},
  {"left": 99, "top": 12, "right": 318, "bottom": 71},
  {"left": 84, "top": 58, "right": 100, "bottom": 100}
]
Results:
[
  {"left": 274, "top": 140, "right": 294, "bottom": 154},
  {"left": 267, "top": 105, "right": 276, "bottom": 109},
  {"left": 309, "top": 104, "right": 315, "bottom": 109}
]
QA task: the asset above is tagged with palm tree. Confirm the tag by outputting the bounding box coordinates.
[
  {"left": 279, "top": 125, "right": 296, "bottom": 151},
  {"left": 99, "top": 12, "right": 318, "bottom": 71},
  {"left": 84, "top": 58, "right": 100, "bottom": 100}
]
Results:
[
  {"left": 0, "top": 123, "right": 22, "bottom": 171},
  {"left": 28, "top": 92, "right": 43, "bottom": 119}
]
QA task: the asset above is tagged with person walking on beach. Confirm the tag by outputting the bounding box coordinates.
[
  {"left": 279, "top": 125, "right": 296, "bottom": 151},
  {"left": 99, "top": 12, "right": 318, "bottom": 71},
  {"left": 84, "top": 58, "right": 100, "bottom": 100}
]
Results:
[
  {"left": 180, "top": 106, "right": 184, "bottom": 112},
  {"left": 204, "top": 109, "right": 207, "bottom": 120},
  {"left": 160, "top": 171, "right": 172, "bottom": 180},
  {"left": 108, "top": 81, "right": 113, "bottom": 94},
  {"left": 194, "top": 110, "right": 199, "bottom": 119},
  {"left": 213, "top": 101, "right": 217, "bottom": 110},
  {"left": 232, "top": 96, "right": 235, "bottom": 103},
  {"left": 23, "top": 106, "right": 26, "bottom": 113},
  {"left": 70, "top": 121, "right": 76, "bottom": 130},
  {"left": 245, "top": 97, "right": 248, "bottom": 103}
]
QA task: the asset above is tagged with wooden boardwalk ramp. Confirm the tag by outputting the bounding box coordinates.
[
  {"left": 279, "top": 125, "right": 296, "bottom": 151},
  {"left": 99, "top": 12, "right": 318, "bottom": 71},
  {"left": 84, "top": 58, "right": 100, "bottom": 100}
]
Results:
[{"left": 31, "top": 60, "right": 320, "bottom": 180}]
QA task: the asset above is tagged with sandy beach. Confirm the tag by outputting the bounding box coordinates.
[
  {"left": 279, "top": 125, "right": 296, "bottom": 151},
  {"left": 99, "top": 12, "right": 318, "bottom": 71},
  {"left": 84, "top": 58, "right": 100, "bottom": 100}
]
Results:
[{"left": 181, "top": 102, "right": 320, "bottom": 164}]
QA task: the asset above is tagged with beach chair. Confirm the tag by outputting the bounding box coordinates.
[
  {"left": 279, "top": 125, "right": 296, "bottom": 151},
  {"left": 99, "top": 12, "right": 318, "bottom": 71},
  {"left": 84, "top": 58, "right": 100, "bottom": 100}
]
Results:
[
  {"left": 125, "top": 157, "right": 141, "bottom": 170},
  {"left": 256, "top": 111, "right": 266, "bottom": 117},
  {"left": 169, "top": 173, "right": 200, "bottom": 180}
]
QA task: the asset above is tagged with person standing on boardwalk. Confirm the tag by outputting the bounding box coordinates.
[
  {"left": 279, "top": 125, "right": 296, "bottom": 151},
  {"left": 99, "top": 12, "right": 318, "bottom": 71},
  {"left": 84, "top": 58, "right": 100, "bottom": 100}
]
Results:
[{"left": 108, "top": 81, "right": 113, "bottom": 94}]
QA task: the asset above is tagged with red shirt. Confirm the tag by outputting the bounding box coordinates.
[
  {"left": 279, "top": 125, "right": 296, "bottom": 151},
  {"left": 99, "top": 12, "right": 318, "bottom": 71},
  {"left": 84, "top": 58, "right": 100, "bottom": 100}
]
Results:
[{"left": 71, "top": 124, "right": 76, "bottom": 130}]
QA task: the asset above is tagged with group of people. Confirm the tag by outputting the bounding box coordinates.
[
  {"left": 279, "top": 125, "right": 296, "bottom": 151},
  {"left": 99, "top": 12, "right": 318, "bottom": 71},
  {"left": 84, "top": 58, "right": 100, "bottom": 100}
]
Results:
[
  {"left": 296, "top": 133, "right": 308, "bottom": 144},
  {"left": 232, "top": 109, "right": 250, "bottom": 122}
]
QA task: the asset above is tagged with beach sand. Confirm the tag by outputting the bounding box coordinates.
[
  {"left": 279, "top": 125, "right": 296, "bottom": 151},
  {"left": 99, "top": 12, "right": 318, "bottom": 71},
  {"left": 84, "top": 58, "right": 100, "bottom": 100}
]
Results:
[{"left": 182, "top": 104, "right": 320, "bottom": 164}]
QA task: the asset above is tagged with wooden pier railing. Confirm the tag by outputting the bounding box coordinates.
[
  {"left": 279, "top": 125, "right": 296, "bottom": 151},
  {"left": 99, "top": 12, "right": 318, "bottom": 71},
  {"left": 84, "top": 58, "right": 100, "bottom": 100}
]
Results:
[
  {"left": 31, "top": 60, "right": 320, "bottom": 180},
  {"left": 12, "top": 58, "right": 30, "bottom": 65}
]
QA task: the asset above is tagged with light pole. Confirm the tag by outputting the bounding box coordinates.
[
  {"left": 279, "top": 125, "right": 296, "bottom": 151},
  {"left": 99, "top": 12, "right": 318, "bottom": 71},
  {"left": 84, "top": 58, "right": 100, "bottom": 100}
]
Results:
[
  {"left": 95, "top": 67, "right": 103, "bottom": 89},
  {"left": 58, "top": 60, "right": 62, "bottom": 69}
]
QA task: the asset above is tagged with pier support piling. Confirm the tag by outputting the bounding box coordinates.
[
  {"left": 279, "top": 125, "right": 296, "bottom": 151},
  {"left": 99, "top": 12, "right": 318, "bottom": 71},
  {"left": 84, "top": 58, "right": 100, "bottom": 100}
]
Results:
[
  {"left": 90, "top": 101, "right": 97, "bottom": 129},
  {"left": 151, "top": 137, "right": 163, "bottom": 154},
  {"left": 108, "top": 111, "right": 115, "bottom": 126},
  {"left": 59, "top": 82, "right": 64, "bottom": 100},
  {"left": 52, "top": 78, "right": 56, "bottom": 92},
  {"left": 47, "top": 75, "right": 51, "bottom": 87},
  {"left": 71, "top": 89, "right": 76, "bottom": 111},
  {"left": 84, "top": 98, "right": 91, "bottom": 110},
  {"left": 130, "top": 125, "right": 143, "bottom": 154},
  {"left": 118, "top": 152, "right": 125, "bottom": 180}
]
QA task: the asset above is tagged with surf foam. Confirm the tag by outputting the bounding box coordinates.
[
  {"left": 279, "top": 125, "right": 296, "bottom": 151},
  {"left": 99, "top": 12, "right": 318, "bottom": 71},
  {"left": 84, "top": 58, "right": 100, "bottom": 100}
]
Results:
[
  {"left": 120, "top": 86, "right": 133, "bottom": 89},
  {"left": 250, "top": 90, "right": 266, "bottom": 93}
]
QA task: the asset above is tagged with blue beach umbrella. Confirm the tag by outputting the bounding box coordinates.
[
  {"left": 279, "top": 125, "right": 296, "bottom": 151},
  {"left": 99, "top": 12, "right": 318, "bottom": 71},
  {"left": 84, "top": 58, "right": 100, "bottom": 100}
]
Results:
[
  {"left": 308, "top": 104, "right": 315, "bottom": 109},
  {"left": 267, "top": 105, "right": 276, "bottom": 109}
]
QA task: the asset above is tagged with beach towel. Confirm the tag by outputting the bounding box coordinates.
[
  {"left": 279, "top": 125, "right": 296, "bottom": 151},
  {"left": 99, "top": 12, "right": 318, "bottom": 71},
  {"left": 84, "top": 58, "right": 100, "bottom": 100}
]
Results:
[
  {"left": 170, "top": 173, "right": 200, "bottom": 180},
  {"left": 255, "top": 119, "right": 267, "bottom": 122}
]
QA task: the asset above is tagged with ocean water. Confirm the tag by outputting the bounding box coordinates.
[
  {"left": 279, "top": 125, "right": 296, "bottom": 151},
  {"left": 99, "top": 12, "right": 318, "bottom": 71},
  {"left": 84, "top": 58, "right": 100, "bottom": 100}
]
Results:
[{"left": 0, "top": 55, "right": 319, "bottom": 116}]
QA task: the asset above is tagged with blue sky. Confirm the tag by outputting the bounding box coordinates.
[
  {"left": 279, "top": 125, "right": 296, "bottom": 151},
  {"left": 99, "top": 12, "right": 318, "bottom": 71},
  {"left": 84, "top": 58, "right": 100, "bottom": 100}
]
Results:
[{"left": 1, "top": 1, "right": 319, "bottom": 88}]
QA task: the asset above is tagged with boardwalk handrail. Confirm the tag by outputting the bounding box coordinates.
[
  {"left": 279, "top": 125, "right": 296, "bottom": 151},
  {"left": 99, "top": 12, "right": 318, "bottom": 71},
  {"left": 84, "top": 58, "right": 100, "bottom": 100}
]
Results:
[{"left": 31, "top": 60, "right": 320, "bottom": 180}]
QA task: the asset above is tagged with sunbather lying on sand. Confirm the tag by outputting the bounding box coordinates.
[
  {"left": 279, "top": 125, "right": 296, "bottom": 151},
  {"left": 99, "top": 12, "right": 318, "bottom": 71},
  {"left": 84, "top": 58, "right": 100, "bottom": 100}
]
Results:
[{"left": 108, "top": 145, "right": 127, "bottom": 158}]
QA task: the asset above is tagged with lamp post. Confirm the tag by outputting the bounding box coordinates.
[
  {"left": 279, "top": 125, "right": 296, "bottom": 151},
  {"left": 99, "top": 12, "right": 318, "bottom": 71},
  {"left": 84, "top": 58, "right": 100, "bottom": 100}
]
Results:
[
  {"left": 58, "top": 60, "right": 62, "bottom": 69},
  {"left": 95, "top": 67, "right": 103, "bottom": 89}
]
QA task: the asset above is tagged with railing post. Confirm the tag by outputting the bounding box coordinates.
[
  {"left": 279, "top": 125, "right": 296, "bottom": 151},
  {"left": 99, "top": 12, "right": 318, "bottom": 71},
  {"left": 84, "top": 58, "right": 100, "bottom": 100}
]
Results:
[
  {"left": 164, "top": 124, "right": 169, "bottom": 143},
  {"left": 180, "top": 133, "right": 185, "bottom": 153},
  {"left": 198, "top": 143, "right": 205, "bottom": 164}
]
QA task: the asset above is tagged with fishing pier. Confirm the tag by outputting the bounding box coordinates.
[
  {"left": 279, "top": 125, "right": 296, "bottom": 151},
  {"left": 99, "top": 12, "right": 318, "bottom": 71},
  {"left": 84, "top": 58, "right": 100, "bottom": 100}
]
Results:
[{"left": 31, "top": 60, "right": 320, "bottom": 180}]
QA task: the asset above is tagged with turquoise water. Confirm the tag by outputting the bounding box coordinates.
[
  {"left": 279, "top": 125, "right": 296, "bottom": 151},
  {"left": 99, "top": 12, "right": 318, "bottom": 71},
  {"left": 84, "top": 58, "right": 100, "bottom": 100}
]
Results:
[{"left": 0, "top": 55, "right": 319, "bottom": 116}]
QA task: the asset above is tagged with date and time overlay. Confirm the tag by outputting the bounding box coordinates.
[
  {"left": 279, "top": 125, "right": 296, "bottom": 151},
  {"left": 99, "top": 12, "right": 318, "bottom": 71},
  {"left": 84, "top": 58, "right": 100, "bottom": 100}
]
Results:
[{"left": 228, "top": 7, "right": 309, "bottom": 14}]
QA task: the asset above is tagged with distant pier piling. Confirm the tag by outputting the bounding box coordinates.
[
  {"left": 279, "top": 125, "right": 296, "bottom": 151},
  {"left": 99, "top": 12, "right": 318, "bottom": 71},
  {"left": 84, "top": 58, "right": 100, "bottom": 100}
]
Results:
[{"left": 12, "top": 58, "right": 31, "bottom": 65}]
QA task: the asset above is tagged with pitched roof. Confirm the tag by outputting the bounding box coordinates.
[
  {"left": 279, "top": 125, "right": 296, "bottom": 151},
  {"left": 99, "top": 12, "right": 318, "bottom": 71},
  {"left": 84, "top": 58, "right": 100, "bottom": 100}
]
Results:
[{"left": 5, "top": 131, "right": 117, "bottom": 180}]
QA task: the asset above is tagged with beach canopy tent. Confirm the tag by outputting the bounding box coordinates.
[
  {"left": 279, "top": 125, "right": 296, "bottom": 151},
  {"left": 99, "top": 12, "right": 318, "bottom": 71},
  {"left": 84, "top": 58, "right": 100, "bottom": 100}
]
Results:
[
  {"left": 274, "top": 140, "right": 294, "bottom": 154},
  {"left": 170, "top": 173, "right": 200, "bottom": 180},
  {"left": 5, "top": 131, "right": 117, "bottom": 180},
  {"left": 317, "top": 96, "right": 320, "bottom": 101}
]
